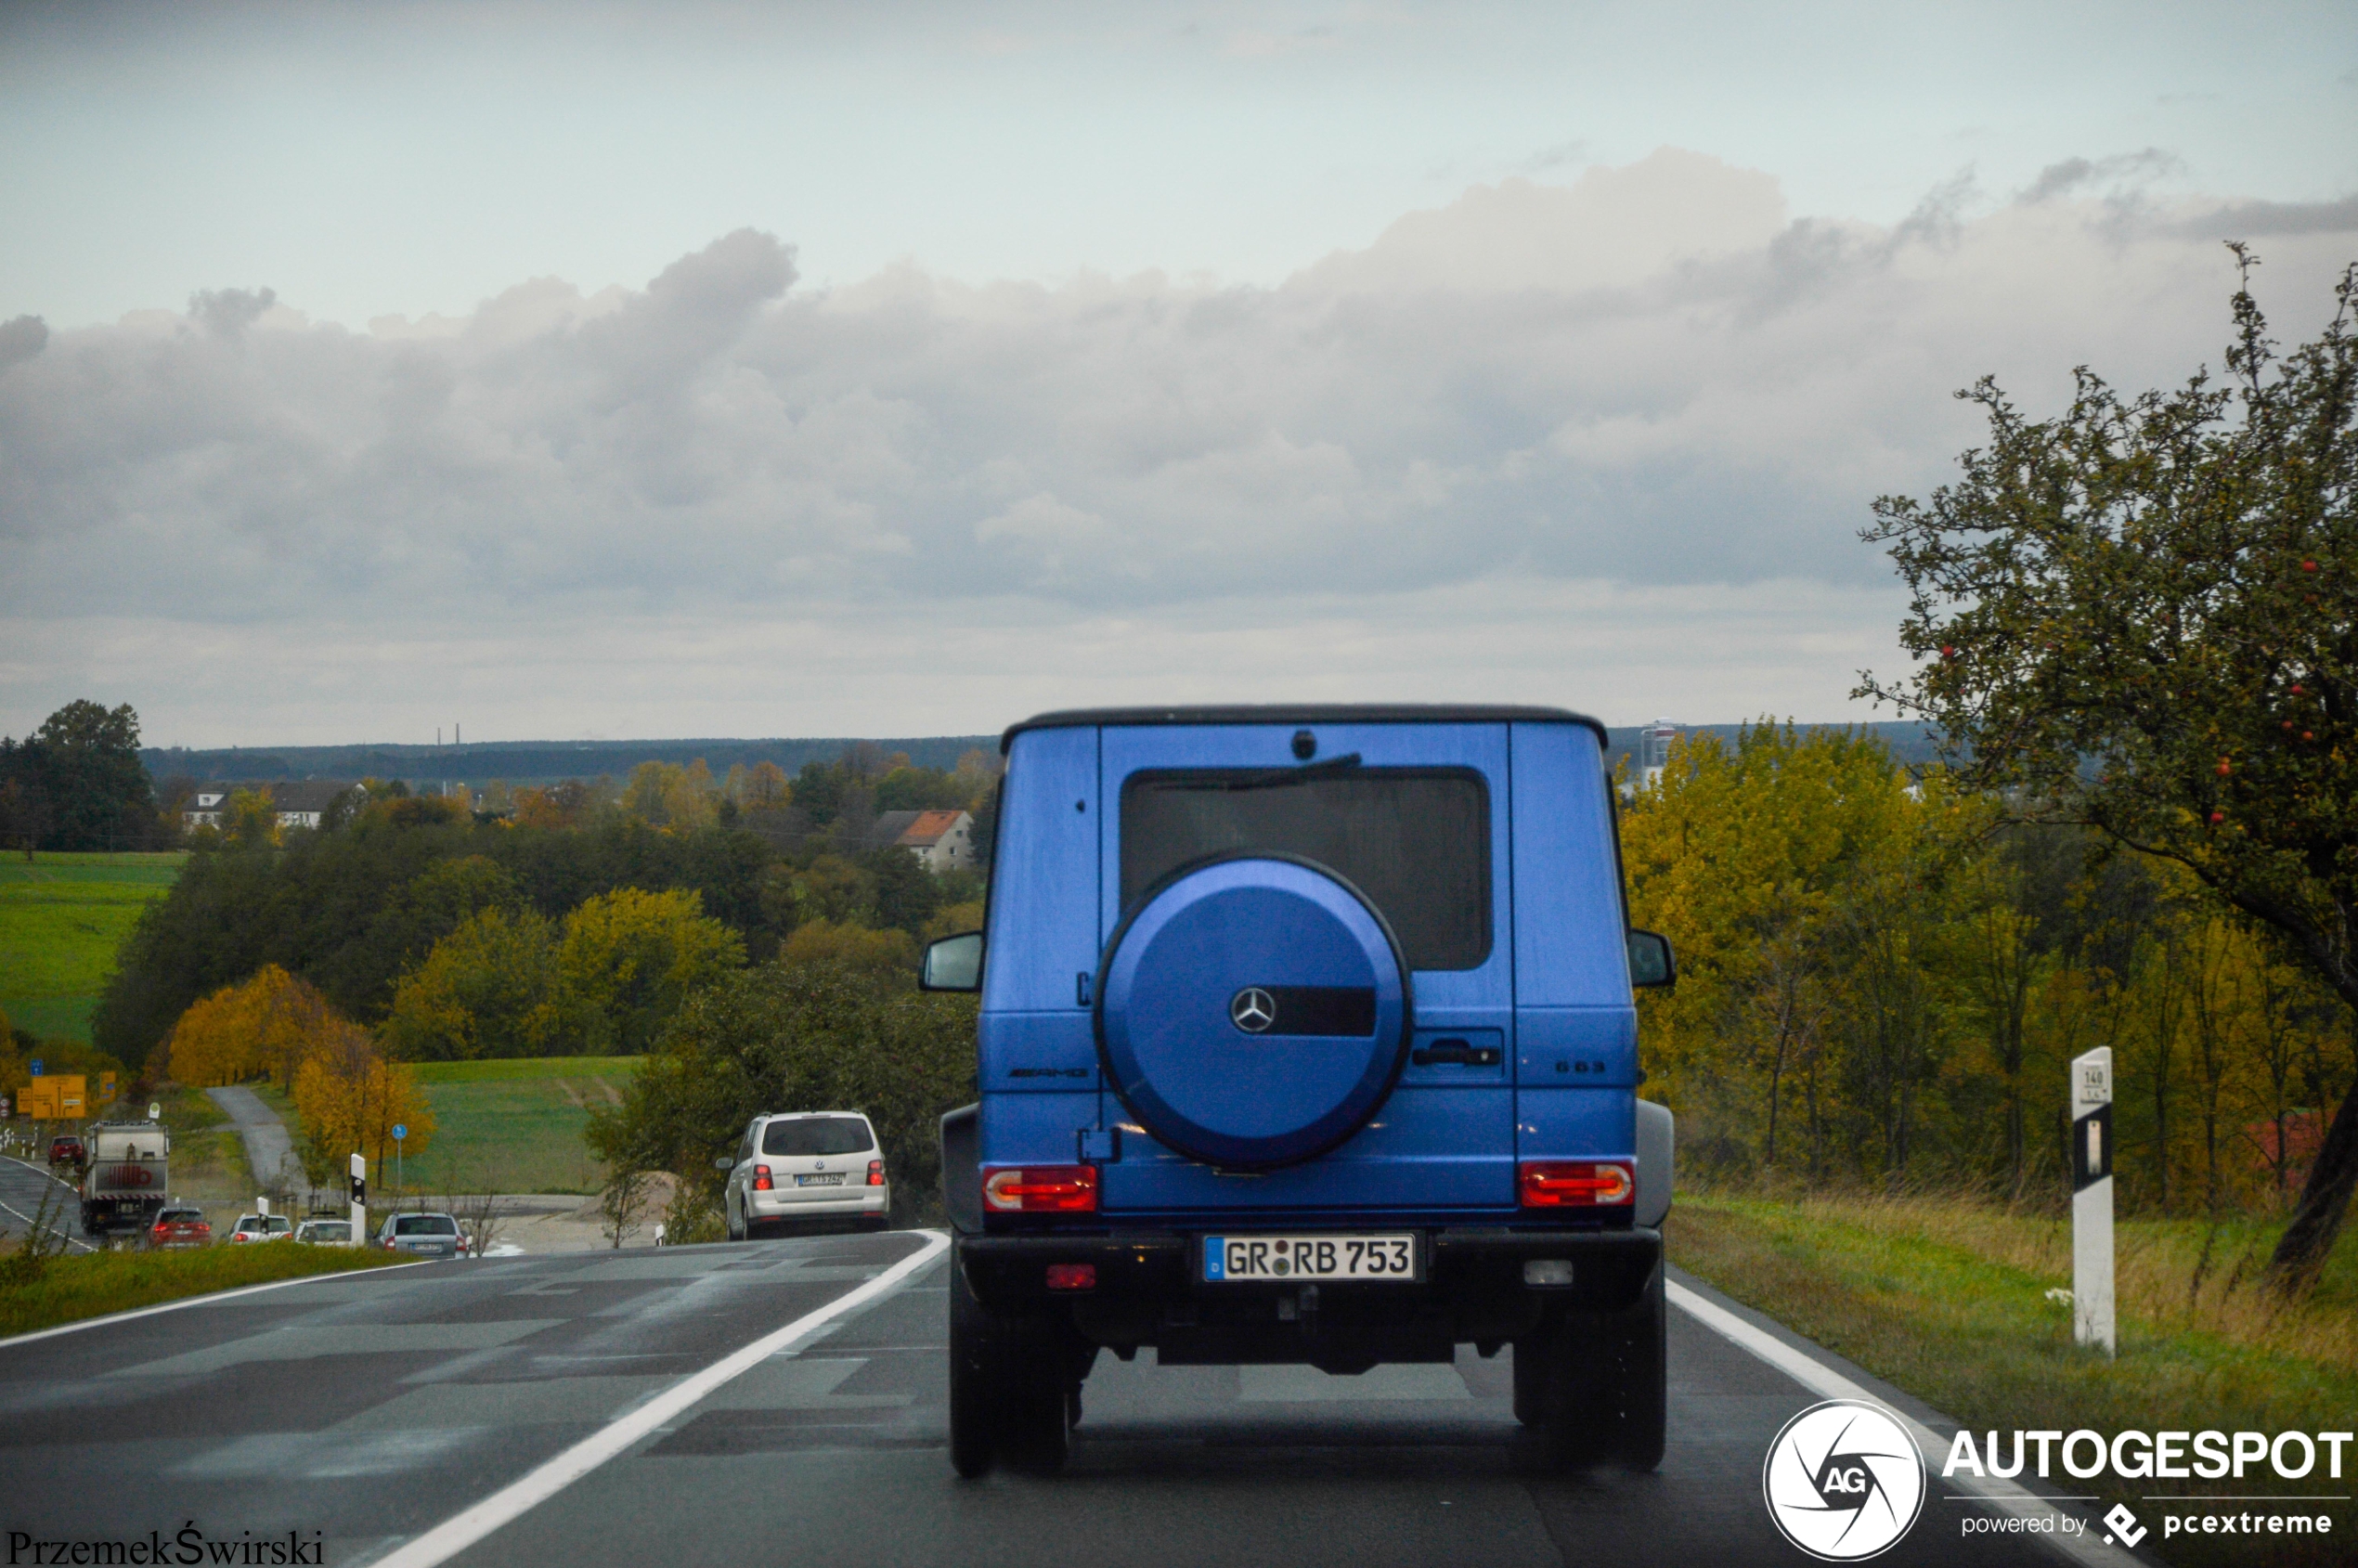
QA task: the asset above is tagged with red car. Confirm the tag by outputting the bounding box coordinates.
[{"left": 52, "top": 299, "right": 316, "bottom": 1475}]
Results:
[
  {"left": 148, "top": 1208, "right": 213, "bottom": 1250},
  {"left": 47, "top": 1134, "right": 85, "bottom": 1170}
]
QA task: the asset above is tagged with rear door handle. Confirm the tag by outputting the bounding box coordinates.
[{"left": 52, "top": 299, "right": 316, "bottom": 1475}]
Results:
[{"left": 1411, "top": 1038, "right": 1501, "bottom": 1067}]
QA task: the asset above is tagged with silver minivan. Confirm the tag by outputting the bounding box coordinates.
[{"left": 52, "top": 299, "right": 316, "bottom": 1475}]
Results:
[{"left": 721, "top": 1112, "right": 890, "bottom": 1239}]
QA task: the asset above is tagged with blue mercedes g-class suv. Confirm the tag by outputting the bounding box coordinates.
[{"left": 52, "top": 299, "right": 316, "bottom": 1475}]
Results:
[{"left": 923, "top": 706, "right": 1675, "bottom": 1476}]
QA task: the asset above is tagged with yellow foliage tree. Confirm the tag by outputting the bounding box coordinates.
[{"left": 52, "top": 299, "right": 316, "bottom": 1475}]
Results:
[
  {"left": 293, "top": 1019, "right": 434, "bottom": 1181},
  {"left": 165, "top": 964, "right": 343, "bottom": 1088},
  {"left": 619, "top": 760, "right": 719, "bottom": 830},
  {"left": 559, "top": 887, "right": 745, "bottom": 1054}
]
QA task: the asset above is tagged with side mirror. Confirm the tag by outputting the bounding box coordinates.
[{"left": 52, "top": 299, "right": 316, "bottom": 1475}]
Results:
[
  {"left": 1627, "top": 929, "right": 1677, "bottom": 990},
  {"left": 920, "top": 930, "right": 985, "bottom": 992},
  {"left": 714, "top": 1155, "right": 735, "bottom": 1172}
]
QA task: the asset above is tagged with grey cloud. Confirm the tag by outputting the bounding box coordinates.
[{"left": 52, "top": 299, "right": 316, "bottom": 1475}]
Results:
[
  {"left": 5, "top": 163, "right": 2353, "bottom": 646},
  {"left": 0, "top": 315, "right": 46, "bottom": 372},
  {"left": 2019, "top": 149, "right": 2185, "bottom": 205},
  {"left": 188, "top": 285, "right": 278, "bottom": 336},
  {"left": 2170, "top": 196, "right": 2358, "bottom": 239}
]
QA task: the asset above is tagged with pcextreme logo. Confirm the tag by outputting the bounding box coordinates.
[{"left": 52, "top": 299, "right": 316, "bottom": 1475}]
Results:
[{"left": 1762, "top": 1400, "right": 1928, "bottom": 1562}]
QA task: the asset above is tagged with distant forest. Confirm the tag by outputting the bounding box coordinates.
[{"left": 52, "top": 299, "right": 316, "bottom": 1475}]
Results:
[{"left": 141, "top": 721, "right": 1946, "bottom": 791}]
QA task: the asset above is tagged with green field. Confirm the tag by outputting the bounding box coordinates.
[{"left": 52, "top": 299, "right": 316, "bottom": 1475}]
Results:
[
  {"left": 397, "top": 1056, "right": 644, "bottom": 1197},
  {"left": 0, "top": 852, "right": 186, "bottom": 1043}
]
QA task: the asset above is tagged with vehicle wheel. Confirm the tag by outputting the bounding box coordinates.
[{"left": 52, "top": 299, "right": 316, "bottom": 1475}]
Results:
[
  {"left": 1537, "top": 1262, "right": 1666, "bottom": 1471},
  {"left": 948, "top": 1257, "right": 999, "bottom": 1478}
]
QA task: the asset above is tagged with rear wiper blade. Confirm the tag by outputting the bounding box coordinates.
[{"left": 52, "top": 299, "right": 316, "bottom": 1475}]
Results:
[{"left": 1222, "top": 753, "right": 1363, "bottom": 791}]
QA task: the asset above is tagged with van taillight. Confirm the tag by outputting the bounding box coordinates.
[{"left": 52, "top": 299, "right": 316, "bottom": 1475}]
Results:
[
  {"left": 752, "top": 1164, "right": 773, "bottom": 1190},
  {"left": 867, "top": 1160, "right": 886, "bottom": 1186},
  {"left": 1519, "top": 1160, "right": 1635, "bottom": 1208},
  {"left": 981, "top": 1165, "right": 1097, "bottom": 1213}
]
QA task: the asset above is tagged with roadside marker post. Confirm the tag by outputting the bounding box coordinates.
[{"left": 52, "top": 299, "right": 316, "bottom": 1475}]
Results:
[
  {"left": 394, "top": 1123, "right": 407, "bottom": 1200},
  {"left": 2070, "top": 1047, "right": 2115, "bottom": 1355},
  {"left": 350, "top": 1153, "right": 368, "bottom": 1249}
]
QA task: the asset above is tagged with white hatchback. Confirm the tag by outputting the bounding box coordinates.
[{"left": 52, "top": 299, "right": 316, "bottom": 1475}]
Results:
[{"left": 721, "top": 1111, "right": 890, "bottom": 1239}]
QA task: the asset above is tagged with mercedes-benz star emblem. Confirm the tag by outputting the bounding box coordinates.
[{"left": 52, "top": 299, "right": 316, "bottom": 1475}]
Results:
[{"left": 1230, "top": 988, "right": 1276, "bottom": 1033}]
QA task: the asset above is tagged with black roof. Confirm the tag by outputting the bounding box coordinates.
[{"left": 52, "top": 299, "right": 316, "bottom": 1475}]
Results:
[{"left": 1001, "top": 704, "right": 1608, "bottom": 753}]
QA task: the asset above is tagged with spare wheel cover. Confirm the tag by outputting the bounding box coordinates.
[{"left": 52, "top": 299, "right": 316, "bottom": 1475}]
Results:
[{"left": 1095, "top": 853, "right": 1412, "bottom": 1170}]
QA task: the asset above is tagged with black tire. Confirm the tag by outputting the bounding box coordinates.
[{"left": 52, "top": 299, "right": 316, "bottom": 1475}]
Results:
[
  {"left": 1535, "top": 1263, "right": 1666, "bottom": 1471},
  {"left": 946, "top": 1255, "right": 1089, "bottom": 1477},
  {"left": 948, "top": 1257, "right": 1000, "bottom": 1478},
  {"left": 724, "top": 1199, "right": 743, "bottom": 1243}
]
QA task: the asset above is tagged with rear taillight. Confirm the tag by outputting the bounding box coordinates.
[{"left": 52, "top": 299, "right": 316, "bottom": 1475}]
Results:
[
  {"left": 981, "top": 1165, "right": 1098, "bottom": 1213},
  {"left": 866, "top": 1160, "right": 886, "bottom": 1187},
  {"left": 1519, "top": 1160, "right": 1636, "bottom": 1208},
  {"left": 752, "top": 1164, "right": 773, "bottom": 1191}
]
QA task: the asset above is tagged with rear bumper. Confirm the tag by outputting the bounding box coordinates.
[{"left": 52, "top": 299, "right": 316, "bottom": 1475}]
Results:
[
  {"left": 957, "top": 1225, "right": 1660, "bottom": 1369},
  {"left": 747, "top": 1188, "right": 888, "bottom": 1218}
]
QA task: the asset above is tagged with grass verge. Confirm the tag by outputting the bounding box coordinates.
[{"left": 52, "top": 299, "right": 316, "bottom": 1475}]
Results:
[
  {"left": 1669, "top": 1192, "right": 2358, "bottom": 1566},
  {"left": 0, "top": 1243, "right": 409, "bottom": 1340},
  {"left": 0, "top": 851, "right": 186, "bottom": 1043}
]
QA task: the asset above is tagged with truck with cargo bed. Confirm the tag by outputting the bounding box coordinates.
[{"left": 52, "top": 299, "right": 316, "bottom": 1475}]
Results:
[{"left": 80, "top": 1119, "right": 171, "bottom": 1238}]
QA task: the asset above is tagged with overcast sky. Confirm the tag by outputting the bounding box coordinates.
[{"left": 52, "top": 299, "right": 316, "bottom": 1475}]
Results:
[{"left": 3, "top": 1, "right": 2354, "bottom": 746}]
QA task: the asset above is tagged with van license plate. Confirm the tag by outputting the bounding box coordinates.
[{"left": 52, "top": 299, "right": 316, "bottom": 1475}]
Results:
[
  {"left": 796, "top": 1173, "right": 846, "bottom": 1186},
  {"left": 1203, "top": 1235, "right": 1417, "bottom": 1282}
]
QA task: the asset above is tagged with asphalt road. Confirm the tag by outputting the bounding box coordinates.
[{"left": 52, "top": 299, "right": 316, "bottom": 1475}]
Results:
[
  {"left": 0, "top": 1230, "right": 2130, "bottom": 1568},
  {"left": 0, "top": 1153, "right": 96, "bottom": 1251}
]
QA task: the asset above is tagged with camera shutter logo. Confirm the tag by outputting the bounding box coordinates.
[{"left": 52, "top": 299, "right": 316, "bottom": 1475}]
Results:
[{"left": 1761, "top": 1399, "right": 1926, "bottom": 1561}]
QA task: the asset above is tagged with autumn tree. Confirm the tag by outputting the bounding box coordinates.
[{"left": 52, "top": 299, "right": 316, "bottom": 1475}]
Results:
[
  {"left": 294, "top": 1019, "right": 433, "bottom": 1182},
  {"left": 166, "top": 965, "right": 344, "bottom": 1087},
  {"left": 379, "top": 906, "right": 564, "bottom": 1060},
  {"left": 557, "top": 887, "right": 745, "bottom": 1055},
  {"left": 1859, "top": 251, "right": 2358, "bottom": 1289}
]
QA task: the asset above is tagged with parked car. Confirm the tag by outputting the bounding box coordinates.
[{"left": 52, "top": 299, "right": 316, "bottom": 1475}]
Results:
[
  {"left": 226, "top": 1213, "right": 293, "bottom": 1243},
  {"left": 146, "top": 1208, "right": 212, "bottom": 1250},
  {"left": 720, "top": 1112, "right": 889, "bottom": 1239},
  {"left": 227, "top": 1213, "right": 292, "bottom": 1242},
  {"left": 927, "top": 705, "right": 1677, "bottom": 1478},
  {"left": 292, "top": 1219, "right": 351, "bottom": 1245},
  {"left": 378, "top": 1212, "right": 468, "bottom": 1258},
  {"left": 46, "top": 1134, "right": 85, "bottom": 1170}
]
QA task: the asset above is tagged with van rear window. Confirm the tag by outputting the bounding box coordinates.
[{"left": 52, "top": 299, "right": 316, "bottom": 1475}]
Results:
[
  {"left": 763, "top": 1117, "right": 875, "bottom": 1156},
  {"left": 1120, "top": 768, "right": 1492, "bottom": 970}
]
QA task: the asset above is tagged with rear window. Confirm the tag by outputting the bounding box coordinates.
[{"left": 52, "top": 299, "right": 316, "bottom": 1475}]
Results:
[
  {"left": 304, "top": 1223, "right": 350, "bottom": 1239},
  {"left": 158, "top": 1211, "right": 201, "bottom": 1224},
  {"left": 762, "top": 1117, "right": 875, "bottom": 1156},
  {"left": 1120, "top": 767, "right": 1492, "bottom": 970},
  {"left": 395, "top": 1215, "right": 458, "bottom": 1236}
]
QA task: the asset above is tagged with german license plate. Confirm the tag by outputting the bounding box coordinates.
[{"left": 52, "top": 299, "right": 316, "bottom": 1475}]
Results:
[
  {"left": 796, "top": 1173, "right": 845, "bottom": 1186},
  {"left": 1203, "top": 1235, "right": 1417, "bottom": 1282}
]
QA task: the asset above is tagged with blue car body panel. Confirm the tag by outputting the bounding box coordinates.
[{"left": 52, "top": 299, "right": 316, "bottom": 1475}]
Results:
[{"left": 976, "top": 710, "right": 1636, "bottom": 1217}]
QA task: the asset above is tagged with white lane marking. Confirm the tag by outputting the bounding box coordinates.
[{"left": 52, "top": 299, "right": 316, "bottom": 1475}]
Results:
[
  {"left": 368, "top": 1229, "right": 950, "bottom": 1568},
  {"left": 0, "top": 1155, "right": 98, "bottom": 1252},
  {"left": 0, "top": 1259, "right": 431, "bottom": 1352},
  {"left": 1667, "top": 1280, "right": 2131, "bottom": 1566}
]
